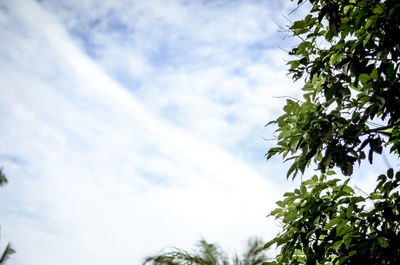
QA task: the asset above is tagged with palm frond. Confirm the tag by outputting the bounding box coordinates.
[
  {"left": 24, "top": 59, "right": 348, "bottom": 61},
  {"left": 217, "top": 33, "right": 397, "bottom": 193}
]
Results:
[
  {"left": 0, "top": 243, "right": 16, "bottom": 265},
  {"left": 143, "top": 237, "right": 269, "bottom": 265},
  {"left": 196, "top": 239, "right": 228, "bottom": 265},
  {"left": 143, "top": 247, "right": 209, "bottom": 265},
  {"left": 0, "top": 168, "right": 8, "bottom": 187},
  {"left": 242, "top": 238, "right": 268, "bottom": 265}
]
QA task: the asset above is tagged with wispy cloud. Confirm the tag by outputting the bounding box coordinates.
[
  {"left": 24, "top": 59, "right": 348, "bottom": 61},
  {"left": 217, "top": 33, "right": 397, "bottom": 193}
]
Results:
[{"left": 0, "top": 0, "right": 303, "bottom": 264}]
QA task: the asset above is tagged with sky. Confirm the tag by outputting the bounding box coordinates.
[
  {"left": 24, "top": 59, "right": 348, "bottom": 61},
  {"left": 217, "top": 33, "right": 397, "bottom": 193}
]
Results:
[{"left": 0, "top": 0, "right": 394, "bottom": 265}]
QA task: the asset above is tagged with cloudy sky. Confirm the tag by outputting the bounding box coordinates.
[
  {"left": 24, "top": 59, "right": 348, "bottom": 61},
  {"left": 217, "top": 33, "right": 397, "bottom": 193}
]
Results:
[{"left": 0, "top": 0, "right": 393, "bottom": 264}]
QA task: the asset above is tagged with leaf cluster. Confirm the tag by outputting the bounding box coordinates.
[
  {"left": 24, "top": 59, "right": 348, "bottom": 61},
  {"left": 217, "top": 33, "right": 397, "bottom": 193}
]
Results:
[
  {"left": 265, "top": 169, "right": 400, "bottom": 265},
  {"left": 267, "top": 0, "right": 400, "bottom": 177}
]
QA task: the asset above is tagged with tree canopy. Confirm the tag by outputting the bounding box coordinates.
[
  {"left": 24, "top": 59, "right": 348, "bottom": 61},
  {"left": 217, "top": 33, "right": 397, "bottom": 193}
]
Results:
[
  {"left": 143, "top": 238, "right": 268, "bottom": 265},
  {"left": 265, "top": 0, "right": 400, "bottom": 264},
  {"left": 267, "top": 0, "right": 400, "bottom": 178}
]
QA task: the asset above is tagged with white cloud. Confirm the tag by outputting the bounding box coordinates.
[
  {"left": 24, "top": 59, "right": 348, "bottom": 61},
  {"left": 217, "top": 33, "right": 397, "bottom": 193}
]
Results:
[{"left": 0, "top": 0, "right": 305, "bottom": 264}]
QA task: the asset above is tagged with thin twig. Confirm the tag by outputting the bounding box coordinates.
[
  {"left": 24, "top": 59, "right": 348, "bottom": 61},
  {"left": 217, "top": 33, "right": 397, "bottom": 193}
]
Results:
[
  {"left": 288, "top": 1, "right": 307, "bottom": 16},
  {"left": 273, "top": 95, "right": 303, "bottom": 103}
]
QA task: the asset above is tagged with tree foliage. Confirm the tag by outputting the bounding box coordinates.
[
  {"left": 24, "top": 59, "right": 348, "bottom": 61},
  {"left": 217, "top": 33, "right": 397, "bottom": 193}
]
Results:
[
  {"left": 266, "top": 0, "right": 400, "bottom": 264},
  {"left": 143, "top": 238, "right": 268, "bottom": 265},
  {"left": 265, "top": 170, "right": 400, "bottom": 264},
  {"left": 267, "top": 0, "right": 400, "bottom": 178},
  {"left": 0, "top": 168, "right": 15, "bottom": 265},
  {"left": 0, "top": 168, "right": 8, "bottom": 187}
]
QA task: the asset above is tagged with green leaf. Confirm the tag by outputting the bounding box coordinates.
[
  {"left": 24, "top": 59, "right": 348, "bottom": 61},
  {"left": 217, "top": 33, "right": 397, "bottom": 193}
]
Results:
[
  {"left": 265, "top": 120, "right": 276, "bottom": 127},
  {"left": 276, "top": 200, "right": 285, "bottom": 208},
  {"left": 346, "top": 204, "right": 353, "bottom": 218},
  {"left": 363, "top": 33, "right": 372, "bottom": 46},
  {"left": 264, "top": 238, "right": 277, "bottom": 249},
  {"left": 343, "top": 233, "right": 353, "bottom": 248},
  {"left": 359, "top": 73, "right": 371, "bottom": 85},
  {"left": 368, "top": 149, "right": 374, "bottom": 164},
  {"left": 387, "top": 168, "right": 394, "bottom": 179},
  {"left": 371, "top": 68, "right": 379, "bottom": 80},
  {"left": 297, "top": 41, "right": 312, "bottom": 55},
  {"left": 332, "top": 241, "right": 342, "bottom": 251},
  {"left": 288, "top": 60, "right": 300, "bottom": 70},
  {"left": 342, "top": 185, "right": 354, "bottom": 194},
  {"left": 325, "top": 217, "right": 342, "bottom": 229},
  {"left": 302, "top": 82, "right": 314, "bottom": 91},
  {"left": 287, "top": 162, "right": 298, "bottom": 179},
  {"left": 270, "top": 208, "right": 283, "bottom": 216},
  {"left": 378, "top": 237, "right": 389, "bottom": 248},
  {"left": 365, "top": 17, "right": 375, "bottom": 29},
  {"left": 336, "top": 220, "right": 349, "bottom": 236},
  {"left": 294, "top": 28, "right": 308, "bottom": 35},
  {"left": 291, "top": 20, "right": 305, "bottom": 29},
  {"left": 329, "top": 53, "right": 343, "bottom": 65},
  {"left": 344, "top": 5, "right": 352, "bottom": 15},
  {"left": 373, "top": 5, "right": 384, "bottom": 15}
]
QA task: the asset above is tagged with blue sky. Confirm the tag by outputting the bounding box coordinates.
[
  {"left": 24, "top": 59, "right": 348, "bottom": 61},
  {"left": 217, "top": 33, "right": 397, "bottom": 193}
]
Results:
[{"left": 0, "top": 0, "right": 394, "bottom": 264}]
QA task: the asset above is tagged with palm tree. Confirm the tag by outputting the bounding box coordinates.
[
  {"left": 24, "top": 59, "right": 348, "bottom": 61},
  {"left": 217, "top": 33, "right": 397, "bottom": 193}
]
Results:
[
  {"left": 0, "top": 168, "right": 15, "bottom": 265},
  {"left": 143, "top": 237, "right": 268, "bottom": 265}
]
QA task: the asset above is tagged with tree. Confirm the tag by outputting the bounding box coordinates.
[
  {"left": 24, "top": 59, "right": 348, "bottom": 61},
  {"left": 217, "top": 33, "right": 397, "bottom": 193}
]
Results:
[
  {"left": 143, "top": 238, "right": 268, "bottom": 265},
  {"left": 265, "top": 0, "right": 400, "bottom": 264},
  {"left": 0, "top": 168, "right": 15, "bottom": 265}
]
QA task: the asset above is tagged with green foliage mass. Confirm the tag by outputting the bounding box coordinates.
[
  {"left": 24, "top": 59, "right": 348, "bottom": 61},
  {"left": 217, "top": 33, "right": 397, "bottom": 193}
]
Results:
[
  {"left": 143, "top": 238, "right": 268, "bottom": 265},
  {"left": 266, "top": 169, "right": 400, "bottom": 264},
  {"left": 266, "top": 0, "right": 400, "bottom": 264},
  {"left": 267, "top": 0, "right": 400, "bottom": 177}
]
